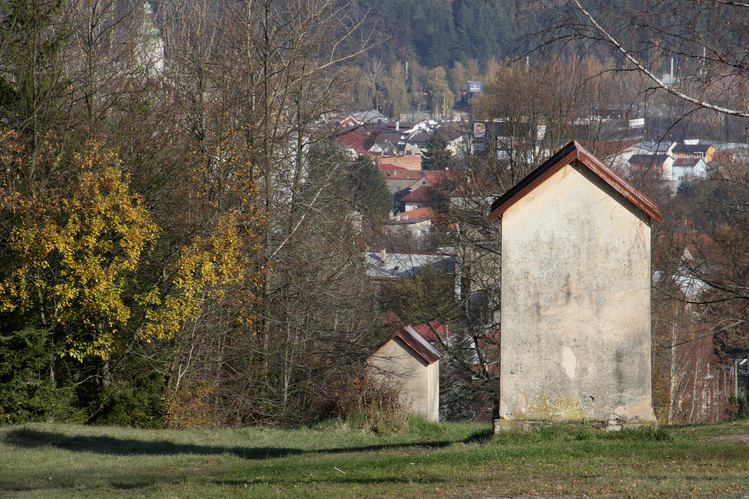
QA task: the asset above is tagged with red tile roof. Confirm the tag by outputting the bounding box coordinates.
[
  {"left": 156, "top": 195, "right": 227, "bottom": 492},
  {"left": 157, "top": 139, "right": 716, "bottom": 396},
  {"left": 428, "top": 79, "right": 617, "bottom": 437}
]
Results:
[
  {"left": 401, "top": 185, "right": 431, "bottom": 203},
  {"left": 411, "top": 321, "right": 448, "bottom": 342},
  {"left": 423, "top": 170, "right": 451, "bottom": 185},
  {"left": 395, "top": 206, "right": 435, "bottom": 221},
  {"left": 378, "top": 163, "right": 407, "bottom": 170},
  {"left": 335, "top": 130, "right": 375, "bottom": 154}
]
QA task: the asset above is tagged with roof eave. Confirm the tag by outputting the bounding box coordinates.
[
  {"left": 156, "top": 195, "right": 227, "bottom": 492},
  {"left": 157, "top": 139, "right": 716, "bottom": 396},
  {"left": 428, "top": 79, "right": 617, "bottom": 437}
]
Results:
[
  {"left": 370, "top": 326, "right": 443, "bottom": 365},
  {"left": 487, "top": 141, "right": 663, "bottom": 223}
]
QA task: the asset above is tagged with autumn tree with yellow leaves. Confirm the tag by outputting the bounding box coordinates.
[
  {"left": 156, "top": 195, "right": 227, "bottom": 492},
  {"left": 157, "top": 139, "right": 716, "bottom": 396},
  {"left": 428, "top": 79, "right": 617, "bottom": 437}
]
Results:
[{"left": 0, "top": 139, "right": 158, "bottom": 361}]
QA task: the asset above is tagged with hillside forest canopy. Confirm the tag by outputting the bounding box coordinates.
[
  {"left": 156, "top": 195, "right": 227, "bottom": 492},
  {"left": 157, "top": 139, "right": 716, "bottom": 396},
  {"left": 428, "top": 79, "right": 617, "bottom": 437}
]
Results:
[{"left": 1, "top": 0, "right": 749, "bottom": 427}]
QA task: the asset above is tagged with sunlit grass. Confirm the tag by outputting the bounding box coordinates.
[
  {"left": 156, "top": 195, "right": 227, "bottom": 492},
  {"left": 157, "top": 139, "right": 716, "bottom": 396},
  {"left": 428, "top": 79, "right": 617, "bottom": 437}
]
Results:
[{"left": 1, "top": 418, "right": 748, "bottom": 497}]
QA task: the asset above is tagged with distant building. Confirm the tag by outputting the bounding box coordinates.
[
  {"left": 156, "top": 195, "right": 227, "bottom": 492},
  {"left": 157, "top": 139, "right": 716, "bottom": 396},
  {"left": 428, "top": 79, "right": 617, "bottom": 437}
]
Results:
[
  {"left": 672, "top": 142, "right": 715, "bottom": 162},
  {"left": 363, "top": 251, "right": 453, "bottom": 280},
  {"left": 672, "top": 157, "right": 708, "bottom": 190},
  {"left": 368, "top": 325, "right": 443, "bottom": 421}
]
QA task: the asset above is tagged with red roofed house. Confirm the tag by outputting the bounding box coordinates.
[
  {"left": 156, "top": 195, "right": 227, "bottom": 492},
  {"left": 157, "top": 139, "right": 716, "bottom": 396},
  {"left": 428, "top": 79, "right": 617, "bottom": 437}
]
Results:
[
  {"left": 403, "top": 173, "right": 438, "bottom": 193},
  {"left": 380, "top": 167, "right": 423, "bottom": 195},
  {"left": 489, "top": 141, "right": 662, "bottom": 431},
  {"left": 400, "top": 184, "right": 431, "bottom": 212},
  {"left": 368, "top": 325, "right": 443, "bottom": 421},
  {"left": 384, "top": 206, "right": 435, "bottom": 241},
  {"left": 422, "top": 170, "right": 452, "bottom": 185},
  {"left": 393, "top": 206, "right": 435, "bottom": 222},
  {"left": 334, "top": 129, "right": 376, "bottom": 157}
]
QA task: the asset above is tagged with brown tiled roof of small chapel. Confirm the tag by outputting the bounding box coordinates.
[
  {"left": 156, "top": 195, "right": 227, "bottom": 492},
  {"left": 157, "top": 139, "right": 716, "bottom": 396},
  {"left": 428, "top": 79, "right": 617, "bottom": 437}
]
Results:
[{"left": 488, "top": 141, "right": 663, "bottom": 223}]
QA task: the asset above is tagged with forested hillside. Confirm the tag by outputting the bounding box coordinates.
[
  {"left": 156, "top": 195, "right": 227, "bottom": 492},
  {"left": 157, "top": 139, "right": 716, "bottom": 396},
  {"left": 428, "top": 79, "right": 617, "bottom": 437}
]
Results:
[{"left": 351, "top": 0, "right": 537, "bottom": 69}]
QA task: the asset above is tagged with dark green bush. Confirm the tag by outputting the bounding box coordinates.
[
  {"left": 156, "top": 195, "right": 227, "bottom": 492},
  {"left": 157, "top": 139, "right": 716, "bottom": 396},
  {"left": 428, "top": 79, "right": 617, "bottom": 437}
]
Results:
[
  {"left": 0, "top": 327, "right": 83, "bottom": 424},
  {"left": 93, "top": 372, "right": 166, "bottom": 428}
]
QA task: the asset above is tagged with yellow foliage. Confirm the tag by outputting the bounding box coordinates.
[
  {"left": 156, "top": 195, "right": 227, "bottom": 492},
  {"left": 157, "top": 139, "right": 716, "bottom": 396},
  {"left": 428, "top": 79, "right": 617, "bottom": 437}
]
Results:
[
  {"left": 136, "top": 128, "right": 265, "bottom": 343},
  {"left": 137, "top": 211, "right": 256, "bottom": 340},
  {"left": 1, "top": 130, "right": 265, "bottom": 362},
  {"left": 0, "top": 139, "right": 159, "bottom": 360}
]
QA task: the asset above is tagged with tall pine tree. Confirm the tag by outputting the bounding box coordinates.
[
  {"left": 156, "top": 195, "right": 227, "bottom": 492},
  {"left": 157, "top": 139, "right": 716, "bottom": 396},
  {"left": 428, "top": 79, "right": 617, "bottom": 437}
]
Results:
[{"left": 422, "top": 131, "right": 452, "bottom": 170}]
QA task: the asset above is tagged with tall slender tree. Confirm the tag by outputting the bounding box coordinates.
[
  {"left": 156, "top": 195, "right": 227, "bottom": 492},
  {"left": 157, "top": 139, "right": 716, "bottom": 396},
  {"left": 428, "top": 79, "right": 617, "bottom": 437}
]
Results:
[{"left": 422, "top": 130, "right": 452, "bottom": 170}]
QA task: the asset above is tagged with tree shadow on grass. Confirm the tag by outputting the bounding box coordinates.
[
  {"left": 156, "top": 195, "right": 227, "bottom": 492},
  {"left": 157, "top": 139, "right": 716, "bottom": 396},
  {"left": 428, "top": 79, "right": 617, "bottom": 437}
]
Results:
[
  {"left": 3, "top": 426, "right": 494, "bottom": 460},
  {"left": 217, "top": 474, "right": 449, "bottom": 488}
]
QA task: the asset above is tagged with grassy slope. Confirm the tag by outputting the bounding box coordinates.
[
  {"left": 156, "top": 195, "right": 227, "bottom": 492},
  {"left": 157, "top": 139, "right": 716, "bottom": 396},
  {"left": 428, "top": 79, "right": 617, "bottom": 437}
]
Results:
[{"left": 1, "top": 419, "right": 748, "bottom": 498}]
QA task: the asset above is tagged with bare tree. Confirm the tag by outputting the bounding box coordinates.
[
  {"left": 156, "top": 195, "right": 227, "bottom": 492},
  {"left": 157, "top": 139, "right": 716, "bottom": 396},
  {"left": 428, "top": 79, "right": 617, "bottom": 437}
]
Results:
[
  {"left": 471, "top": 56, "right": 641, "bottom": 192},
  {"left": 144, "top": 0, "right": 386, "bottom": 424},
  {"left": 532, "top": 0, "right": 749, "bottom": 118}
]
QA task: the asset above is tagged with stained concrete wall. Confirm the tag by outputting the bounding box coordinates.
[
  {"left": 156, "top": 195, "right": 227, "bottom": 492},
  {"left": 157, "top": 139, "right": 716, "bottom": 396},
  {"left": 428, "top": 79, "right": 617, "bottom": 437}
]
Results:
[
  {"left": 369, "top": 337, "right": 440, "bottom": 422},
  {"left": 499, "top": 161, "right": 656, "bottom": 428}
]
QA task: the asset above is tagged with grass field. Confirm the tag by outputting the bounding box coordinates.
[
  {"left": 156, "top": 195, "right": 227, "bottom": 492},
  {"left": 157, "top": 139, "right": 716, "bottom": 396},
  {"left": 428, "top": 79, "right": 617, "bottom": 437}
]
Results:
[{"left": 1, "top": 418, "right": 749, "bottom": 498}]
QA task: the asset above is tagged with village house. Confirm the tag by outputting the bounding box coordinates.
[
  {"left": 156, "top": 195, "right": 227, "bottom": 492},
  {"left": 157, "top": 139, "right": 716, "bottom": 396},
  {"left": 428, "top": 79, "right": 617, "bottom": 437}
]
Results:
[
  {"left": 399, "top": 185, "right": 431, "bottom": 212},
  {"left": 391, "top": 170, "right": 459, "bottom": 213},
  {"left": 369, "top": 133, "right": 401, "bottom": 155},
  {"left": 402, "top": 174, "right": 434, "bottom": 193},
  {"left": 606, "top": 140, "right": 675, "bottom": 172},
  {"left": 380, "top": 166, "right": 423, "bottom": 196},
  {"left": 606, "top": 139, "right": 714, "bottom": 193},
  {"left": 334, "top": 128, "right": 379, "bottom": 158},
  {"left": 362, "top": 121, "right": 465, "bottom": 159},
  {"left": 672, "top": 141, "right": 715, "bottom": 162},
  {"left": 408, "top": 131, "right": 432, "bottom": 153},
  {"left": 383, "top": 208, "right": 435, "bottom": 242},
  {"left": 672, "top": 157, "right": 708, "bottom": 190},
  {"left": 436, "top": 126, "right": 467, "bottom": 156},
  {"left": 627, "top": 153, "right": 675, "bottom": 179},
  {"left": 329, "top": 110, "right": 388, "bottom": 129},
  {"left": 488, "top": 141, "right": 662, "bottom": 431}
]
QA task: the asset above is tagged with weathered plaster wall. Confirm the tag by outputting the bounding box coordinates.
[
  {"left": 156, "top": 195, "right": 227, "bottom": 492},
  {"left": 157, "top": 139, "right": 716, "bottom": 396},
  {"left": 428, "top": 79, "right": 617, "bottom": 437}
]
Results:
[
  {"left": 369, "top": 337, "right": 440, "bottom": 421},
  {"left": 499, "top": 161, "right": 656, "bottom": 427}
]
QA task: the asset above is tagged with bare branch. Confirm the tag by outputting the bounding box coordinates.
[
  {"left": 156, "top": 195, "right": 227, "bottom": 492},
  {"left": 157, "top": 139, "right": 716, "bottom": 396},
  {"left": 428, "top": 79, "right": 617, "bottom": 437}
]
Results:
[{"left": 570, "top": 0, "right": 749, "bottom": 118}]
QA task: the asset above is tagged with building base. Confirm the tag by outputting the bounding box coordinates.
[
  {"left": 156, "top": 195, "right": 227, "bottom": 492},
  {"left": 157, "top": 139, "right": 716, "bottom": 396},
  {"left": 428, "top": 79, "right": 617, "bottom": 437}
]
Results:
[{"left": 493, "top": 418, "right": 657, "bottom": 433}]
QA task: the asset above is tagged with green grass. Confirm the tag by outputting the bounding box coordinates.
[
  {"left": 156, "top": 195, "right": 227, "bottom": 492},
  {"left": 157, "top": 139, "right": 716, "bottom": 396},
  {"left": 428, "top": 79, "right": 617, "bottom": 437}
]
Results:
[{"left": 1, "top": 418, "right": 749, "bottom": 498}]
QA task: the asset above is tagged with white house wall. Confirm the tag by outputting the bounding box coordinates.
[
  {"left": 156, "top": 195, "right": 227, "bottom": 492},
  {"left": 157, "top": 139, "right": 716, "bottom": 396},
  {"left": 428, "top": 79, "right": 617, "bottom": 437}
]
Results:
[{"left": 499, "top": 161, "right": 656, "bottom": 427}]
